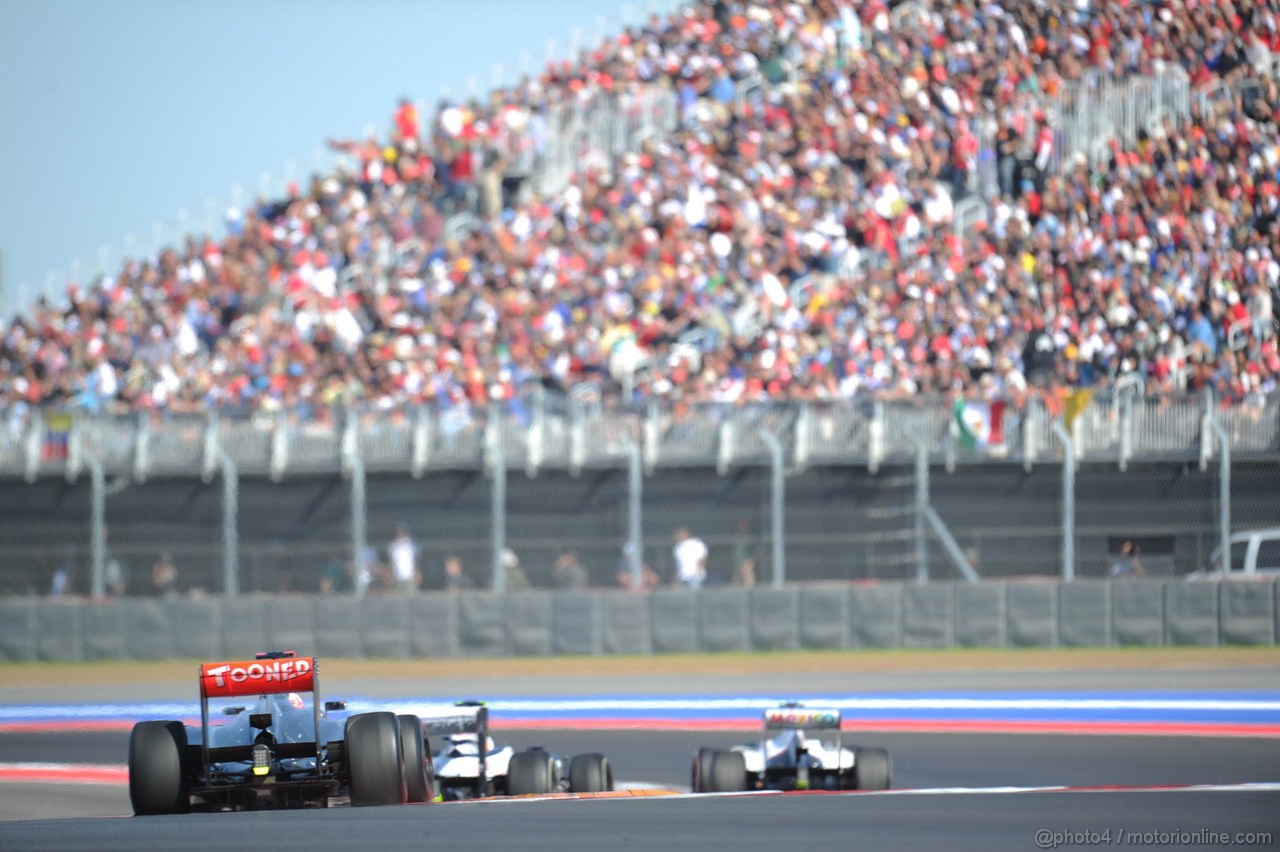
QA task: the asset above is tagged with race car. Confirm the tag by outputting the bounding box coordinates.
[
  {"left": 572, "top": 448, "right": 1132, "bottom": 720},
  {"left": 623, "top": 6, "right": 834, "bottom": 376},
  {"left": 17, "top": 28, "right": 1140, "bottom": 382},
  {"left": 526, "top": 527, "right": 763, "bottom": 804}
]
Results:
[
  {"left": 127, "top": 651, "right": 434, "bottom": 813},
  {"left": 691, "top": 702, "right": 891, "bottom": 793},
  {"left": 425, "top": 701, "right": 613, "bottom": 800}
]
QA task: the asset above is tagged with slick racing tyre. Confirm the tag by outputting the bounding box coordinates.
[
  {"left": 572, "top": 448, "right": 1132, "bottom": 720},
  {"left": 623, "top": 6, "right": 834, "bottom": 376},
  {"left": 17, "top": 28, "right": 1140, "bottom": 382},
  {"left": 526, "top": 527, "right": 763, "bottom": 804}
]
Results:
[
  {"left": 853, "top": 747, "right": 892, "bottom": 791},
  {"left": 691, "top": 746, "right": 718, "bottom": 793},
  {"left": 128, "top": 720, "right": 190, "bottom": 815},
  {"left": 568, "top": 753, "right": 613, "bottom": 793},
  {"left": 705, "top": 749, "right": 748, "bottom": 793},
  {"left": 507, "top": 749, "right": 557, "bottom": 795},
  {"left": 345, "top": 712, "right": 408, "bottom": 807},
  {"left": 397, "top": 714, "right": 432, "bottom": 804}
]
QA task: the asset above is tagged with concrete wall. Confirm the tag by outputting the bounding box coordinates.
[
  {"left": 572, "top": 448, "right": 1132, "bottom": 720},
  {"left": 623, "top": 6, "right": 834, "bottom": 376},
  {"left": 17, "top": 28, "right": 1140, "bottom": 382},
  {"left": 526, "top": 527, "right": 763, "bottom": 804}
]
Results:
[{"left": 1, "top": 580, "right": 1274, "bottom": 662}]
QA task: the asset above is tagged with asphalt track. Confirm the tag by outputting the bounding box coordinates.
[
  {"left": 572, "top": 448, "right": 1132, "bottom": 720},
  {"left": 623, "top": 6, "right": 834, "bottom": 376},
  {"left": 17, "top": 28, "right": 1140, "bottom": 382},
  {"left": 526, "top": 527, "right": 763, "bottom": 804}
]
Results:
[
  {"left": 1, "top": 730, "right": 1279, "bottom": 849},
  {"left": 2, "top": 663, "right": 1277, "bottom": 848},
  {"left": 0, "top": 788, "right": 1276, "bottom": 852}
]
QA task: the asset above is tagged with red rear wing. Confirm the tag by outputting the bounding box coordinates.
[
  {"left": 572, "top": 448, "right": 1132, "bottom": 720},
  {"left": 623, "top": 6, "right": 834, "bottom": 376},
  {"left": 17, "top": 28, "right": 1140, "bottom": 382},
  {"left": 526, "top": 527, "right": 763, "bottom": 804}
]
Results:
[{"left": 199, "top": 657, "right": 316, "bottom": 699}]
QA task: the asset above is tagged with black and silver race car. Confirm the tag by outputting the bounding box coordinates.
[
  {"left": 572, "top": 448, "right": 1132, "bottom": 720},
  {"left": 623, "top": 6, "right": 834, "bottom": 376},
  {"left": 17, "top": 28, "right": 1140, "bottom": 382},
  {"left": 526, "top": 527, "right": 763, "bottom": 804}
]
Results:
[
  {"left": 127, "top": 651, "right": 434, "bottom": 813},
  {"left": 425, "top": 701, "right": 613, "bottom": 800}
]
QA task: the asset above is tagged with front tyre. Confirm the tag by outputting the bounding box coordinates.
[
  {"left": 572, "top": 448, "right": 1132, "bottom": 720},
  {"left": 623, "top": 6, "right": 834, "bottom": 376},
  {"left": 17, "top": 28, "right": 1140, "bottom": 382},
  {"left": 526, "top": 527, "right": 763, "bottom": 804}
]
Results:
[
  {"left": 853, "top": 747, "right": 892, "bottom": 791},
  {"left": 128, "top": 721, "right": 190, "bottom": 815},
  {"left": 345, "top": 712, "right": 407, "bottom": 807},
  {"left": 568, "top": 753, "right": 613, "bottom": 793},
  {"left": 397, "top": 714, "right": 432, "bottom": 803}
]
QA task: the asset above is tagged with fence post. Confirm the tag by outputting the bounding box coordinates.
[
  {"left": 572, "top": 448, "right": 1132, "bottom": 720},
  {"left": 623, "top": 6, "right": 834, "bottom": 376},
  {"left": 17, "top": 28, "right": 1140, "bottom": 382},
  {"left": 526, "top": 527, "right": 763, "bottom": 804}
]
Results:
[
  {"left": 88, "top": 450, "right": 105, "bottom": 599},
  {"left": 627, "top": 440, "right": 644, "bottom": 590},
  {"left": 1119, "top": 393, "right": 1133, "bottom": 472},
  {"left": 869, "top": 400, "right": 885, "bottom": 474},
  {"left": 914, "top": 433, "right": 929, "bottom": 583},
  {"left": 527, "top": 390, "right": 544, "bottom": 478},
  {"left": 1023, "top": 396, "right": 1037, "bottom": 472},
  {"left": 270, "top": 410, "right": 288, "bottom": 482},
  {"left": 411, "top": 406, "right": 430, "bottom": 478},
  {"left": 487, "top": 404, "right": 508, "bottom": 593},
  {"left": 717, "top": 416, "right": 734, "bottom": 476},
  {"left": 349, "top": 450, "right": 367, "bottom": 599},
  {"left": 220, "top": 451, "right": 240, "bottom": 597},
  {"left": 1052, "top": 420, "right": 1076, "bottom": 581},
  {"left": 133, "top": 411, "right": 151, "bottom": 483},
  {"left": 1207, "top": 414, "right": 1231, "bottom": 575},
  {"left": 761, "top": 430, "right": 786, "bottom": 587},
  {"left": 793, "top": 404, "right": 810, "bottom": 471},
  {"left": 1199, "top": 391, "right": 1214, "bottom": 472}
]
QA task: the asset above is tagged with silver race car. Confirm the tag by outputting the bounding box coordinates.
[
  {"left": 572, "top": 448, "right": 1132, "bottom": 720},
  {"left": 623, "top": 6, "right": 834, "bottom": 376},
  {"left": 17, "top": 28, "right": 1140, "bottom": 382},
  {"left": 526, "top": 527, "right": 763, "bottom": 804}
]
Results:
[
  {"left": 691, "top": 702, "right": 891, "bottom": 793},
  {"left": 127, "top": 651, "right": 433, "bottom": 813},
  {"left": 425, "top": 701, "right": 613, "bottom": 799}
]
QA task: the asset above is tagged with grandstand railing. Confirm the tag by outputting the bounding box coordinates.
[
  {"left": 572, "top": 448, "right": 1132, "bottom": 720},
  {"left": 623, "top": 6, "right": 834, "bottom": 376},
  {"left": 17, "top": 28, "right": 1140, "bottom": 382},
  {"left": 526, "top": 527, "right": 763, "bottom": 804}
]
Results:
[{"left": 3, "top": 391, "right": 1275, "bottom": 482}]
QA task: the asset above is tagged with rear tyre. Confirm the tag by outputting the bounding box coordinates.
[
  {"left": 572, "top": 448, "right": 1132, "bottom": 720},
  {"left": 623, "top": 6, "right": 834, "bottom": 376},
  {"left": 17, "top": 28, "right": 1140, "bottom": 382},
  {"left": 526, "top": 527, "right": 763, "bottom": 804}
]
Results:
[
  {"left": 507, "top": 749, "right": 556, "bottom": 795},
  {"left": 705, "top": 749, "right": 748, "bottom": 793},
  {"left": 397, "top": 714, "right": 432, "bottom": 803},
  {"left": 345, "top": 712, "right": 407, "bottom": 807},
  {"left": 691, "top": 746, "right": 718, "bottom": 793},
  {"left": 853, "top": 747, "right": 892, "bottom": 791},
  {"left": 128, "top": 721, "right": 190, "bottom": 815},
  {"left": 568, "top": 753, "right": 613, "bottom": 793}
]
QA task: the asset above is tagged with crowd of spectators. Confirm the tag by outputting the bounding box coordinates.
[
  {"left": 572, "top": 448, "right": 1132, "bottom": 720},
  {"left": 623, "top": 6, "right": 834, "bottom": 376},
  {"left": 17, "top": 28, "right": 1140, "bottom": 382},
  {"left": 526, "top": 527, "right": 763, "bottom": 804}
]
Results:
[{"left": 2, "top": 0, "right": 1279, "bottom": 419}]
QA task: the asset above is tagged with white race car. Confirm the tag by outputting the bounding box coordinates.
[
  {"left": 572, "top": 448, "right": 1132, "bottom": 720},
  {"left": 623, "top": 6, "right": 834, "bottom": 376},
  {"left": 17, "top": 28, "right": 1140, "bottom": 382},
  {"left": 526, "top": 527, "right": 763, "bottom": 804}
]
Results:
[
  {"left": 691, "top": 703, "right": 891, "bottom": 793},
  {"left": 425, "top": 702, "right": 613, "bottom": 800}
]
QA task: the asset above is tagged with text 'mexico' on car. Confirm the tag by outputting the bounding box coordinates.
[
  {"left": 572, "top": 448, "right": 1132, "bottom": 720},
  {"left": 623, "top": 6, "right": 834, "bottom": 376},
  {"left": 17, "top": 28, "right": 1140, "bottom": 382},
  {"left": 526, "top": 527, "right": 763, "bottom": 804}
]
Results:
[
  {"left": 425, "top": 701, "right": 613, "bottom": 800},
  {"left": 127, "top": 651, "right": 434, "bottom": 813},
  {"left": 691, "top": 703, "right": 891, "bottom": 793}
]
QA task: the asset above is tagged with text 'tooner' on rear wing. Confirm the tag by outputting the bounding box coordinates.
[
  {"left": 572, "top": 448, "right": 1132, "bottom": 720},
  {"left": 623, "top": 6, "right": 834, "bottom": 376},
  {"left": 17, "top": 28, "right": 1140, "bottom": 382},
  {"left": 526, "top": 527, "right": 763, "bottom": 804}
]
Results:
[{"left": 196, "top": 654, "right": 323, "bottom": 774}]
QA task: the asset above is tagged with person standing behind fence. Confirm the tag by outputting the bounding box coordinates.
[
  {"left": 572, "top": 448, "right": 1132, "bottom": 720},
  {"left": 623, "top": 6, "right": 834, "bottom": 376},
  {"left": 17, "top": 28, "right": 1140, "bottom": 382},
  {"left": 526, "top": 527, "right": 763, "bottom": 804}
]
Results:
[
  {"left": 151, "top": 552, "right": 178, "bottom": 598},
  {"left": 443, "top": 555, "right": 471, "bottom": 593},
  {"left": 387, "top": 525, "right": 421, "bottom": 592},
  {"left": 672, "top": 527, "right": 708, "bottom": 591},
  {"left": 553, "top": 548, "right": 588, "bottom": 590},
  {"left": 1109, "top": 541, "right": 1146, "bottom": 579}
]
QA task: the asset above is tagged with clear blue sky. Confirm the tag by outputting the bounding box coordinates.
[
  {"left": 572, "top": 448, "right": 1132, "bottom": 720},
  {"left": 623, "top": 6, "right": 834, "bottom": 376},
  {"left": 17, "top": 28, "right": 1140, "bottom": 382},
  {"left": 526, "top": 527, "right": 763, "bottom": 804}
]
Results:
[{"left": 0, "top": 0, "right": 679, "bottom": 319}]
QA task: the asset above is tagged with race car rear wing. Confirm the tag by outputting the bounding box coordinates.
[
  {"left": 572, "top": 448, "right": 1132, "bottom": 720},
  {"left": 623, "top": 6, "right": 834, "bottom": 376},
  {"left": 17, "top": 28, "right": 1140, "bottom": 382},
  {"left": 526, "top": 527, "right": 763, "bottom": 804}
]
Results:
[
  {"left": 196, "top": 652, "right": 324, "bottom": 776},
  {"left": 422, "top": 701, "right": 489, "bottom": 785},
  {"left": 421, "top": 704, "right": 489, "bottom": 737},
  {"left": 764, "top": 707, "right": 842, "bottom": 731}
]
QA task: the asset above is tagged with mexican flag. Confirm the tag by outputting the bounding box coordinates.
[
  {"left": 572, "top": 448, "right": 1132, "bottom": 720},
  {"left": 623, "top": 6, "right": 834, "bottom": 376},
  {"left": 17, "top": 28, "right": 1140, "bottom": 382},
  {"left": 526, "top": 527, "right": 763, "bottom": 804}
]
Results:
[{"left": 954, "top": 399, "right": 1006, "bottom": 450}]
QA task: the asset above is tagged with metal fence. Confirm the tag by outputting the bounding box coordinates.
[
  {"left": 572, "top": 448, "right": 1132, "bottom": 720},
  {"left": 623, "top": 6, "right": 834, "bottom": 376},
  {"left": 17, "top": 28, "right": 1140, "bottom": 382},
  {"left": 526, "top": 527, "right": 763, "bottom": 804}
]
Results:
[
  {"left": 4, "top": 391, "right": 1277, "bottom": 483},
  {"left": 1, "top": 392, "right": 1276, "bottom": 600}
]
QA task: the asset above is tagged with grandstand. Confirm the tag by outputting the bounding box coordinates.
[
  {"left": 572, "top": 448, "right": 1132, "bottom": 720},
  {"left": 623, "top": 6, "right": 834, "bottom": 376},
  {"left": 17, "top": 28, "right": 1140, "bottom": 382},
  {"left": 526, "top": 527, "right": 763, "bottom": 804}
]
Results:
[{"left": 1, "top": 0, "right": 1278, "bottom": 599}]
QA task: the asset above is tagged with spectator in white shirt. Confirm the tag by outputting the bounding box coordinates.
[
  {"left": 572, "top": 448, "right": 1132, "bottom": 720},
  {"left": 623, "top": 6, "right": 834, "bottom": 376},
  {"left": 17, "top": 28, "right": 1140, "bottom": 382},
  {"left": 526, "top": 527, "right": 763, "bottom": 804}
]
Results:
[{"left": 672, "top": 526, "right": 708, "bottom": 591}]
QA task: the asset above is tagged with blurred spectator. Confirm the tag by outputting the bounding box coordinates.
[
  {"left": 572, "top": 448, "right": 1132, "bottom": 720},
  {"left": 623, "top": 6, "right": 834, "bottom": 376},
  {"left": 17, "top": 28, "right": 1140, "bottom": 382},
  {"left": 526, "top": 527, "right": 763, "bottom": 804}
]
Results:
[
  {"left": 104, "top": 555, "right": 128, "bottom": 598},
  {"left": 443, "top": 554, "right": 471, "bottom": 593},
  {"left": 320, "top": 545, "right": 350, "bottom": 594},
  {"left": 503, "top": 546, "right": 531, "bottom": 590},
  {"left": 387, "top": 525, "right": 421, "bottom": 592},
  {"left": 616, "top": 544, "right": 660, "bottom": 591},
  {"left": 615, "top": 542, "right": 660, "bottom": 591},
  {"left": 50, "top": 561, "right": 71, "bottom": 598},
  {"left": 1109, "top": 541, "right": 1146, "bottom": 579},
  {"left": 151, "top": 552, "right": 178, "bottom": 597},
  {"left": 552, "top": 547, "right": 588, "bottom": 590},
  {"left": 673, "top": 526, "right": 708, "bottom": 590}
]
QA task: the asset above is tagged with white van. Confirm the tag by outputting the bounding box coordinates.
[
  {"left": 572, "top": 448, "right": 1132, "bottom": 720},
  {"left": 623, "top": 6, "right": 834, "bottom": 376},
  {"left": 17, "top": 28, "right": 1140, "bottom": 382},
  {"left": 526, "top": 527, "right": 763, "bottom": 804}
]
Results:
[{"left": 1186, "top": 528, "right": 1280, "bottom": 581}]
